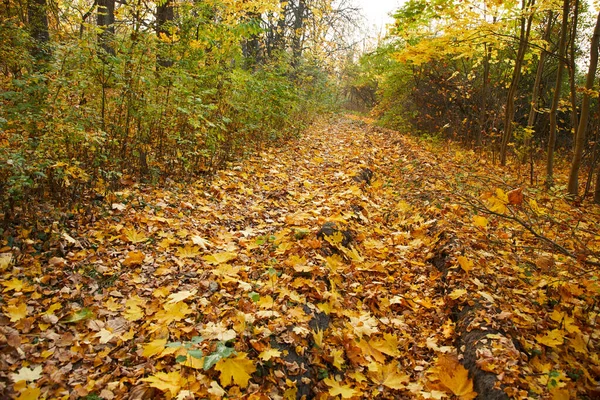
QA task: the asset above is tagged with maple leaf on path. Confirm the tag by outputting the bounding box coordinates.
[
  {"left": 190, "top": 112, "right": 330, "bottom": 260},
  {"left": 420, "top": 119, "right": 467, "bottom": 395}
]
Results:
[
  {"left": 191, "top": 235, "right": 212, "bottom": 249},
  {"left": 123, "top": 228, "right": 148, "bottom": 243},
  {"left": 536, "top": 329, "right": 565, "bottom": 348},
  {"left": 167, "top": 289, "right": 197, "bottom": 304},
  {"left": 2, "top": 278, "right": 24, "bottom": 292},
  {"left": 176, "top": 245, "right": 201, "bottom": 258},
  {"left": 203, "top": 252, "right": 237, "bottom": 265},
  {"left": 5, "top": 302, "right": 27, "bottom": 322},
  {"left": 122, "top": 251, "right": 144, "bottom": 266},
  {"left": 142, "top": 338, "right": 168, "bottom": 358},
  {"left": 16, "top": 386, "right": 41, "bottom": 400},
  {"left": 368, "top": 362, "right": 409, "bottom": 390},
  {"left": 141, "top": 371, "right": 183, "bottom": 396},
  {"left": 436, "top": 354, "right": 477, "bottom": 400},
  {"left": 258, "top": 348, "right": 282, "bottom": 361},
  {"left": 457, "top": 256, "right": 473, "bottom": 273},
  {"left": 214, "top": 352, "right": 256, "bottom": 388},
  {"left": 11, "top": 366, "right": 42, "bottom": 382},
  {"left": 323, "top": 377, "right": 361, "bottom": 398}
]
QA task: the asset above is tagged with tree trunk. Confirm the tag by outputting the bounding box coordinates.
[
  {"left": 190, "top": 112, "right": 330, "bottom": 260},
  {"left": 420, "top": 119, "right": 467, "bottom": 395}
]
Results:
[
  {"left": 243, "top": 13, "right": 262, "bottom": 69},
  {"left": 525, "top": 11, "right": 553, "bottom": 150},
  {"left": 595, "top": 162, "right": 600, "bottom": 203},
  {"left": 567, "top": 0, "right": 579, "bottom": 132},
  {"left": 28, "top": 0, "right": 50, "bottom": 61},
  {"left": 567, "top": 10, "right": 600, "bottom": 196},
  {"left": 291, "top": 0, "right": 307, "bottom": 69},
  {"left": 477, "top": 42, "right": 491, "bottom": 148},
  {"left": 546, "top": 0, "right": 570, "bottom": 187},
  {"left": 156, "top": 0, "right": 174, "bottom": 68},
  {"left": 97, "top": 0, "right": 115, "bottom": 55},
  {"left": 499, "top": 0, "right": 535, "bottom": 166}
]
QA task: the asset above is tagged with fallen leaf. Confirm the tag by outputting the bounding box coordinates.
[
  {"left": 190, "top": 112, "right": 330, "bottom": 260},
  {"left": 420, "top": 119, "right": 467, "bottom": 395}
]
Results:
[
  {"left": 11, "top": 366, "right": 43, "bottom": 383},
  {"left": 141, "top": 371, "right": 183, "bottom": 396},
  {"left": 214, "top": 352, "right": 256, "bottom": 388},
  {"left": 436, "top": 354, "right": 477, "bottom": 399},
  {"left": 536, "top": 329, "right": 565, "bottom": 348},
  {"left": 323, "top": 377, "right": 360, "bottom": 398}
]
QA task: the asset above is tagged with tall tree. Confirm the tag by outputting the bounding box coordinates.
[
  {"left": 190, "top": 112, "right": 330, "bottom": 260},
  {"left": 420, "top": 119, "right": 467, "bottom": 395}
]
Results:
[
  {"left": 156, "top": 0, "right": 174, "bottom": 67},
  {"left": 28, "top": 0, "right": 50, "bottom": 61},
  {"left": 500, "top": 0, "right": 535, "bottom": 166},
  {"left": 525, "top": 10, "right": 553, "bottom": 183},
  {"left": 546, "top": 0, "right": 570, "bottom": 186},
  {"left": 567, "top": 10, "right": 600, "bottom": 196},
  {"left": 97, "top": 0, "right": 115, "bottom": 55}
]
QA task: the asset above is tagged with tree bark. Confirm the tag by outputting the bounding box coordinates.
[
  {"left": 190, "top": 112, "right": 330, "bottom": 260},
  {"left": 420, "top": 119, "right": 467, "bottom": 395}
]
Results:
[
  {"left": 546, "top": 0, "right": 570, "bottom": 187},
  {"left": 97, "top": 0, "right": 115, "bottom": 55},
  {"left": 156, "top": 0, "right": 174, "bottom": 68},
  {"left": 499, "top": 0, "right": 535, "bottom": 166},
  {"left": 567, "top": 0, "right": 579, "bottom": 132},
  {"left": 28, "top": 0, "right": 50, "bottom": 61},
  {"left": 525, "top": 11, "right": 553, "bottom": 152},
  {"left": 477, "top": 42, "right": 491, "bottom": 148},
  {"left": 568, "top": 10, "right": 600, "bottom": 196}
]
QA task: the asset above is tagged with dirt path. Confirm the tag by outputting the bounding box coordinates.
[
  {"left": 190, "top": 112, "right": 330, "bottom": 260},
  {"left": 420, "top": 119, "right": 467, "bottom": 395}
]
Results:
[{"left": 2, "top": 116, "right": 598, "bottom": 399}]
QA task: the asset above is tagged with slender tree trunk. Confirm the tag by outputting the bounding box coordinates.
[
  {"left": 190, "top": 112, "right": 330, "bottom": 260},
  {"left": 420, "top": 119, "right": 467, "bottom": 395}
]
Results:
[
  {"left": 546, "top": 0, "right": 570, "bottom": 187},
  {"left": 524, "top": 11, "right": 553, "bottom": 184},
  {"left": 525, "top": 11, "right": 553, "bottom": 150},
  {"left": 595, "top": 163, "right": 600, "bottom": 203},
  {"left": 568, "top": 10, "right": 600, "bottom": 196},
  {"left": 567, "top": 0, "right": 579, "bottom": 132},
  {"left": 499, "top": 0, "right": 535, "bottom": 166},
  {"left": 477, "top": 42, "right": 491, "bottom": 148},
  {"left": 97, "top": 0, "right": 115, "bottom": 55},
  {"left": 243, "top": 12, "right": 262, "bottom": 69}
]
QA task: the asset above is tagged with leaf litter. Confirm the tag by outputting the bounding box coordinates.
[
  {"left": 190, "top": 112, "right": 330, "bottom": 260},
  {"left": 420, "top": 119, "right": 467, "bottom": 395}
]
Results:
[{"left": 1, "top": 116, "right": 599, "bottom": 399}]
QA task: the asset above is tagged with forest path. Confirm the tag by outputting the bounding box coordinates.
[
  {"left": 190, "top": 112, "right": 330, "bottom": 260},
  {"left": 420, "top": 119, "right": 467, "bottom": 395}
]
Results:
[{"left": 3, "top": 116, "right": 596, "bottom": 399}]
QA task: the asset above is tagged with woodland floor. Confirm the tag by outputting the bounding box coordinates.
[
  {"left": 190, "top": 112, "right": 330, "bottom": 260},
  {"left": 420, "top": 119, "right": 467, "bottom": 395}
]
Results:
[{"left": 1, "top": 116, "right": 600, "bottom": 400}]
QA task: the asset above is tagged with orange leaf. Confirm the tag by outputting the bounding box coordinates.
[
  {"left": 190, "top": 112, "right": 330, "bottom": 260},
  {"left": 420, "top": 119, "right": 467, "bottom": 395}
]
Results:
[{"left": 507, "top": 187, "right": 523, "bottom": 206}]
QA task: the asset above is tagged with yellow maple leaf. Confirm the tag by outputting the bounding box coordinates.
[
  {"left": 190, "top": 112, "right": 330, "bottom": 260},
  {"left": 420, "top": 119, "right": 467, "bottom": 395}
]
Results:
[
  {"left": 457, "top": 256, "right": 473, "bottom": 273},
  {"left": 368, "top": 363, "right": 409, "bottom": 390},
  {"left": 203, "top": 252, "right": 237, "bottom": 265},
  {"left": 258, "top": 348, "right": 282, "bottom": 361},
  {"left": 5, "top": 302, "right": 27, "bottom": 322},
  {"left": 141, "top": 371, "right": 183, "bottom": 396},
  {"left": 436, "top": 354, "right": 477, "bottom": 399},
  {"left": 182, "top": 354, "right": 205, "bottom": 370},
  {"left": 142, "top": 338, "right": 167, "bottom": 358},
  {"left": 2, "top": 278, "right": 24, "bottom": 292},
  {"left": 176, "top": 245, "right": 201, "bottom": 258},
  {"left": 369, "top": 333, "right": 402, "bottom": 357},
  {"left": 124, "top": 296, "right": 145, "bottom": 321},
  {"left": 536, "top": 329, "right": 565, "bottom": 348},
  {"left": 123, "top": 228, "right": 148, "bottom": 244},
  {"left": 472, "top": 215, "right": 488, "bottom": 227},
  {"left": 569, "top": 333, "right": 588, "bottom": 354},
  {"left": 323, "top": 377, "right": 360, "bottom": 398},
  {"left": 16, "top": 386, "right": 41, "bottom": 400},
  {"left": 166, "top": 289, "right": 197, "bottom": 304},
  {"left": 122, "top": 251, "right": 145, "bottom": 266},
  {"left": 330, "top": 348, "right": 346, "bottom": 370},
  {"left": 215, "top": 352, "right": 256, "bottom": 388},
  {"left": 448, "top": 288, "right": 467, "bottom": 300}
]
